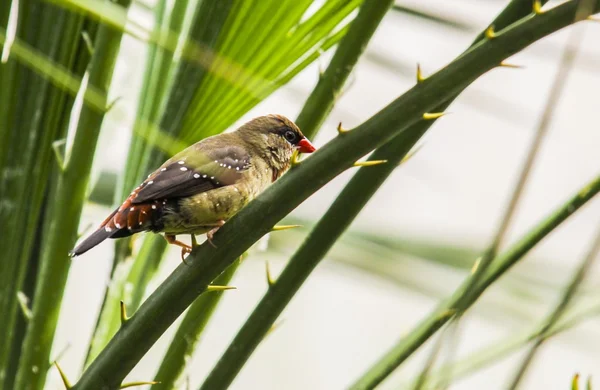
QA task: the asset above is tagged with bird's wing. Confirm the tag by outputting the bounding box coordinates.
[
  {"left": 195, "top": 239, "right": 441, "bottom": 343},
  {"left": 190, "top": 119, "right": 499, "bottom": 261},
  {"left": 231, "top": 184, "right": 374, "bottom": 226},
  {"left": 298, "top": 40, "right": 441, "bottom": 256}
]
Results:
[{"left": 132, "top": 144, "right": 252, "bottom": 204}]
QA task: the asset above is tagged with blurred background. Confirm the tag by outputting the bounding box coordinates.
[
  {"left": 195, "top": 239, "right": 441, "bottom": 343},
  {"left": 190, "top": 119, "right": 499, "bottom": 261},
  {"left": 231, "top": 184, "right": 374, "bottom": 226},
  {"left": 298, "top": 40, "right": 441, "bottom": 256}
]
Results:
[{"left": 7, "top": 0, "right": 600, "bottom": 389}]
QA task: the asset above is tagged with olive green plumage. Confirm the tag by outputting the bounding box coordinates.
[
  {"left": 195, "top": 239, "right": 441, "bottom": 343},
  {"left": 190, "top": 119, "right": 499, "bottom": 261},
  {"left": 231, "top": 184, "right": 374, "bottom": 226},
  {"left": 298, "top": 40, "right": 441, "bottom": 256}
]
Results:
[{"left": 70, "top": 114, "right": 315, "bottom": 257}]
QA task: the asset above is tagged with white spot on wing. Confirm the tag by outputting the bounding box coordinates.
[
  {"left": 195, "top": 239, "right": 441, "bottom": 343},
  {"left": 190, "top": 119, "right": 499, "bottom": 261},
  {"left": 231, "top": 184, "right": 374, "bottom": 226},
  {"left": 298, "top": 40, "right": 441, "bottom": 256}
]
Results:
[
  {"left": 180, "top": 167, "right": 188, "bottom": 171},
  {"left": 152, "top": 205, "right": 156, "bottom": 209},
  {"left": 178, "top": 160, "right": 185, "bottom": 164},
  {"left": 116, "top": 223, "right": 122, "bottom": 228},
  {"left": 130, "top": 207, "right": 135, "bottom": 211},
  {"left": 194, "top": 173, "right": 200, "bottom": 178},
  {"left": 105, "top": 226, "right": 112, "bottom": 232},
  {"left": 161, "top": 167, "right": 167, "bottom": 171},
  {"left": 147, "top": 180, "right": 153, "bottom": 185}
]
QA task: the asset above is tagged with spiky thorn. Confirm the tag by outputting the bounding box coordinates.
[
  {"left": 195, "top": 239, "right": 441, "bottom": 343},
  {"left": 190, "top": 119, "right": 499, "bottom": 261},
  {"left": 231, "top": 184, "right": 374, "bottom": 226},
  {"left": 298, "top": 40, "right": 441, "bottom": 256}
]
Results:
[
  {"left": 52, "top": 139, "right": 66, "bottom": 171},
  {"left": 470, "top": 257, "right": 482, "bottom": 274},
  {"left": 353, "top": 160, "right": 387, "bottom": 168},
  {"left": 533, "top": 0, "right": 543, "bottom": 15},
  {"left": 499, "top": 61, "right": 524, "bottom": 69},
  {"left": 16, "top": 291, "right": 32, "bottom": 320},
  {"left": 438, "top": 308, "right": 457, "bottom": 321},
  {"left": 120, "top": 300, "right": 129, "bottom": 326},
  {"left": 399, "top": 143, "right": 425, "bottom": 166},
  {"left": 416, "top": 63, "right": 425, "bottom": 83},
  {"left": 81, "top": 31, "right": 94, "bottom": 55},
  {"left": 266, "top": 319, "right": 285, "bottom": 338},
  {"left": 120, "top": 381, "right": 160, "bottom": 389},
  {"left": 572, "top": 373, "right": 581, "bottom": 390},
  {"left": 337, "top": 121, "right": 349, "bottom": 134},
  {"left": 485, "top": 25, "right": 497, "bottom": 39},
  {"left": 271, "top": 224, "right": 302, "bottom": 232},
  {"left": 54, "top": 361, "right": 72, "bottom": 389},
  {"left": 205, "top": 285, "right": 237, "bottom": 293},
  {"left": 266, "top": 261, "right": 276, "bottom": 287},
  {"left": 586, "top": 376, "right": 592, "bottom": 390},
  {"left": 422, "top": 112, "right": 447, "bottom": 120}
]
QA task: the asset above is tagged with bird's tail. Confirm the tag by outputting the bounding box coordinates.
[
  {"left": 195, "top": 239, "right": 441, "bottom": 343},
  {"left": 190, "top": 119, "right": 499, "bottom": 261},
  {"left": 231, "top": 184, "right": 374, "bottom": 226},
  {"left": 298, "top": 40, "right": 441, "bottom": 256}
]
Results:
[
  {"left": 70, "top": 201, "right": 163, "bottom": 257},
  {"left": 69, "top": 227, "right": 113, "bottom": 257}
]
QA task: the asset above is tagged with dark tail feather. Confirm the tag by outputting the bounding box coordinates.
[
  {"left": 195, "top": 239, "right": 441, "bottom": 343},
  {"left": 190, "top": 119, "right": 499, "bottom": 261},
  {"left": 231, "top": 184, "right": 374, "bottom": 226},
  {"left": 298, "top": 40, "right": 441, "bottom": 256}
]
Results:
[
  {"left": 70, "top": 227, "right": 112, "bottom": 257},
  {"left": 70, "top": 201, "right": 161, "bottom": 257}
]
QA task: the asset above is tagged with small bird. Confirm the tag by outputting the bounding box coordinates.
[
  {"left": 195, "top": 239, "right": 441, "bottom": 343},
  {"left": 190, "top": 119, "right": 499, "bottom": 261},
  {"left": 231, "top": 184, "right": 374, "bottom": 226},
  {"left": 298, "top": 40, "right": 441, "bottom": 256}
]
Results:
[{"left": 70, "top": 114, "right": 315, "bottom": 258}]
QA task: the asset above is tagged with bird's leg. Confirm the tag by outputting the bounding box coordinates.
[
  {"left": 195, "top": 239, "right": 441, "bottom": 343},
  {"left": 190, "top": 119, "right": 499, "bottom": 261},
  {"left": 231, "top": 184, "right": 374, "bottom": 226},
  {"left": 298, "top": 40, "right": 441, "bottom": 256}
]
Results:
[
  {"left": 206, "top": 220, "right": 226, "bottom": 248},
  {"left": 164, "top": 234, "right": 192, "bottom": 262}
]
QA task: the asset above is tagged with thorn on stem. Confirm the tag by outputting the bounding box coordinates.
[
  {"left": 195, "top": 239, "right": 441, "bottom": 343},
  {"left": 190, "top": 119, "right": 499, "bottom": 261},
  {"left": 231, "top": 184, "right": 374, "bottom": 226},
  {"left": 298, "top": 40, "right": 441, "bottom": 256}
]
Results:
[
  {"left": 120, "top": 381, "right": 161, "bottom": 389},
  {"left": 337, "top": 122, "right": 349, "bottom": 134},
  {"left": 120, "top": 300, "right": 129, "bottom": 325},
  {"left": 416, "top": 63, "right": 425, "bottom": 83},
  {"left": 271, "top": 224, "right": 302, "bottom": 232},
  {"left": 399, "top": 143, "right": 425, "bottom": 166},
  {"left": 485, "top": 25, "right": 497, "bottom": 39},
  {"left": 54, "top": 362, "right": 72, "bottom": 389},
  {"left": 81, "top": 31, "right": 94, "bottom": 55},
  {"left": 266, "top": 319, "right": 285, "bottom": 337},
  {"left": 353, "top": 160, "right": 387, "bottom": 168},
  {"left": 439, "top": 309, "right": 457, "bottom": 321},
  {"left": 16, "top": 291, "right": 32, "bottom": 320},
  {"left": 266, "top": 261, "right": 276, "bottom": 287},
  {"left": 422, "top": 112, "right": 447, "bottom": 120},
  {"left": 572, "top": 373, "right": 581, "bottom": 390},
  {"left": 470, "top": 257, "right": 482, "bottom": 274},
  {"left": 499, "top": 61, "right": 524, "bottom": 69},
  {"left": 205, "top": 285, "right": 237, "bottom": 293},
  {"left": 52, "top": 139, "right": 66, "bottom": 171},
  {"left": 533, "top": 0, "right": 543, "bottom": 15}
]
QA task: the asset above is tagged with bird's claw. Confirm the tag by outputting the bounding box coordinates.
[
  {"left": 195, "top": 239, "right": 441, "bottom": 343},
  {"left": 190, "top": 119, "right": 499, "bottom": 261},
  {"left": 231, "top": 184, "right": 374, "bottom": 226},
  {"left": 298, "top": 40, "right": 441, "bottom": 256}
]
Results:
[
  {"left": 180, "top": 246, "right": 192, "bottom": 264},
  {"left": 206, "top": 229, "right": 218, "bottom": 248},
  {"left": 206, "top": 221, "right": 225, "bottom": 248}
]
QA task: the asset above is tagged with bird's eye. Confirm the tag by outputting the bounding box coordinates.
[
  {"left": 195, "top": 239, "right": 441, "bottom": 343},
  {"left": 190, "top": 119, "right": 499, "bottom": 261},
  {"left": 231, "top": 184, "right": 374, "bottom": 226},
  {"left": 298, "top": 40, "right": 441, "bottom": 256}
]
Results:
[{"left": 284, "top": 130, "right": 298, "bottom": 144}]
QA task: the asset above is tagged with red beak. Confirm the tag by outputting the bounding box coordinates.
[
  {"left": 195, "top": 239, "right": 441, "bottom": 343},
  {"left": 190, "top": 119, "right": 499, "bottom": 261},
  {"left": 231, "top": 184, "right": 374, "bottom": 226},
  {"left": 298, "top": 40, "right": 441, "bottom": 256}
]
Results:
[{"left": 297, "top": 138, "right": 316, "bottom": 154}]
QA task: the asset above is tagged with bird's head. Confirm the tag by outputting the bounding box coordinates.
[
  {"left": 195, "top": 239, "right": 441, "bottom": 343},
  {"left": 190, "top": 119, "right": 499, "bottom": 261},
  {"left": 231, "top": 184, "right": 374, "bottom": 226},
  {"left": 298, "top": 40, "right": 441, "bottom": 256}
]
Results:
[{"left": 237, "top": 114, "right": 316, "bottom": 169}]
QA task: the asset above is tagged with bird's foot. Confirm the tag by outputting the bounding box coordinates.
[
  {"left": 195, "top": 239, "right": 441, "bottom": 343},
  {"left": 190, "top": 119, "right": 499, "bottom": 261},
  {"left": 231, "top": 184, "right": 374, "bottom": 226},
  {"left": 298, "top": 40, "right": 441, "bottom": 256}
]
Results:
[
  {"left": 180, "top": 247, "right": 192, "bottom": 263},
  {"left": 206, "top": 220, "right": 226, "bottom": 248},
  {"left": 165, "top": 234, "right": 193, "bottom": 264}
]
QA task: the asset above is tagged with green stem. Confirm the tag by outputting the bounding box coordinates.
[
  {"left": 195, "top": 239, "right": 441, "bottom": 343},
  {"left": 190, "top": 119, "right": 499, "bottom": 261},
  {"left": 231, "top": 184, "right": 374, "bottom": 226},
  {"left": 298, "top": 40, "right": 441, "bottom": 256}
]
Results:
[
  {"left": 352, "top": 174, "right": 600, "bottom": 389},
  {"left": 13, "top": 3, "right": 130, "bottom": 388},
  {"left": 295, "top": 0, "right": 393, "bottom": 139},
  {"left": 152, "top": 259, "right": 241, "bottom": 389},
  {"left": 73, "top": 2, "right": 598, "bottom": 387}
]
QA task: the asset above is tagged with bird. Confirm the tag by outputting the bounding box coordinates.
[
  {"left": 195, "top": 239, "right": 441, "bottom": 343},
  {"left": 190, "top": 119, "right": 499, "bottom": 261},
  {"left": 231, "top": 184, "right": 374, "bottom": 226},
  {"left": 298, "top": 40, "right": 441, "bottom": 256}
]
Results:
[{"left": 70, "top": 114, "right": 316, "bottom": 259}]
